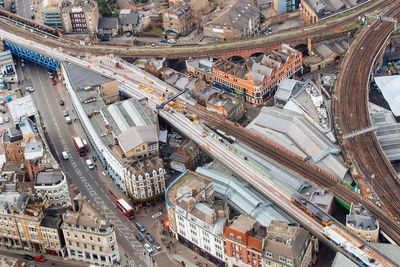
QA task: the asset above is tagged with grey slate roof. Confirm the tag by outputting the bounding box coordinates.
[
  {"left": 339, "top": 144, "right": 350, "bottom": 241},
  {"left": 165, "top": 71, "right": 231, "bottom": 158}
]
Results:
[
  {"left": 63, "top": 62, "right": 114, "bottom": 90},
  {"left": 346, "top": 204, "right": 378, "bottom": 231},
  {"left": 98, "top": 17, "right": 118, "bottom": 30}
]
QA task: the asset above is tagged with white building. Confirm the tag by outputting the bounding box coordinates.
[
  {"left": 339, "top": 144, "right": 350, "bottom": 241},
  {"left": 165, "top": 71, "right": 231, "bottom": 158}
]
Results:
[
  {"left": 166, "top": 170, "right": 226, "bottom": 266},
  {"left": 34, "top": 170, "right": 71, "bottom": 207}
]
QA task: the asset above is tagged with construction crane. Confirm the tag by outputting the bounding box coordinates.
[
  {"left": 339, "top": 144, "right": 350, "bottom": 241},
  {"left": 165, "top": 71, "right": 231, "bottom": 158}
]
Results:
[{"left": 156, "top": 88, "right": 189, "bottom": 112}]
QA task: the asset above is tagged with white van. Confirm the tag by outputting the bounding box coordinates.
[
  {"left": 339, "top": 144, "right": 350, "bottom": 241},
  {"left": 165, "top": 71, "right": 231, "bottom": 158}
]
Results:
[
  {"left": 0, "top": 117, "right": 3, "bottom": 125},
  {"left": 86, "top": 159, "right": 94, "bottom": 169},
  {"left": 65, "top": 116, "right": 71, "bottom": 124},
  {"left": 62, "top": 151, "right": 69, "bottom": 160}
]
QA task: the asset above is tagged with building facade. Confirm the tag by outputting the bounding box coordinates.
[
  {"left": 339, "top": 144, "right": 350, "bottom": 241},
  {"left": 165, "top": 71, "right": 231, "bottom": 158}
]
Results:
[
  {"left": 2, "top": 127, "right": 24, "bottom": 162},
  {"left": 163, "top": 1, "right": 194, "bottom": 36},
  {"left": 39, "top": 210, "right": 66, "bottom": 257},
  {"left": 125, "top": 158, "right": 166, "bottom": 203},
  {"left": 224, "top": 215, "right": 266, "bottom": 267},
  {"left": 213, "top": 44, "right": 302, "bottom": 104},
  {"left": 41, "top": 0, "right": 62, "bottom": 27},
  {"left": 61, "top": 0, "right": 99, "bottom": 33},
  {"left": 273, "top": 0, "right": 301, "bottom": 15},
  {"left": 166, "top": 170, "right": 226, "bottom": 266},
  {"left": 34, "top": 170, "right": 71, "bottom": 208},
  {"left": 61, "top": 196, "right": 120, "bottom": 265}
]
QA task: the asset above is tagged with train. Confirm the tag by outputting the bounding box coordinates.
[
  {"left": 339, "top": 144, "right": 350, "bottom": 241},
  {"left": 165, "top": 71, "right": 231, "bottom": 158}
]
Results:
[
  {"left": 291, "top": 193, "right": 382, "bottom": 267},
  {"left": 323, "top": 227, "right": 382, "bottom": 267},
  {"left": 215, "top": 129, "right": 237, "bottom": 143},
  {"left": 290, "top": 193, "right": 333, "bottom": 226}
]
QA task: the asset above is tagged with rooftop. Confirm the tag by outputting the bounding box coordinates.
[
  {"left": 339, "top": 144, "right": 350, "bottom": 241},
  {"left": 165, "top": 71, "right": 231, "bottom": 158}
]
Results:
[
  {"left": 63, "top": 196, "right": 112, "bottom": 231},
  {"left": 61, "top": 0, "right": 98, "bottom": 13},
  {"left": 346, "top": 204, "right": 378, "bottom": 231},
  {"left": 205, "top": 0, "right": 259, "bottom": 30},
  {"left": 304, "top": 0, "right": 358, "bottom": 18},
  {"left": 117, "top": 125, "right": 158, "bottom": 155},
  {"left": 229, "top": 214, "right": 257, "bottom": 233},
  {"left": 166, "top": 170, "right": 213, "bottom": 208},
  {"left": 63, "top": 62, "right": 114, "bottom": 90},
  {"left": 0, "top": 191, "right": 28, "bottom": 214},
  {"left": 2, "top": 126, "right": 22, "bottom": 143},
  {"left": 35, "top": 170, "right": 65, "bottom": 186},
  {"left": 98, "top": 17, "right": 118, "bottom": 30},
  {"left": 275, "top": 78, "right": 305, "bottom": 103},
  {"left": 313, "top": 38, "right": 349, "bottom": 59},
  {"left": 6, "top": 94, "right": 37, "bottom": 123},
  {"left": 0, "top": 255, "right": 18, "bottom": 266}
]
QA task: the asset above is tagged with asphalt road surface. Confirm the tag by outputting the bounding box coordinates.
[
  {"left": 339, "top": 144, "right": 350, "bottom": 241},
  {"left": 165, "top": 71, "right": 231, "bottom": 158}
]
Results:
[{"left": 16, "top": 60, "right": 171, "bottom": 267}]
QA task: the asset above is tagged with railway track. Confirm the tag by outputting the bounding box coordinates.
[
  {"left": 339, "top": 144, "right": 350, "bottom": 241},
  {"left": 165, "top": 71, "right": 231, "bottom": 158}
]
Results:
[
  {"left": 184, "top": 102, "right": 400, "bottom": 244},
  {"left": 0, "top": 0, "right": 395, "bottom": 58},
  {"left": 335, "top": 0, "right": 400, "bottom": 243}
]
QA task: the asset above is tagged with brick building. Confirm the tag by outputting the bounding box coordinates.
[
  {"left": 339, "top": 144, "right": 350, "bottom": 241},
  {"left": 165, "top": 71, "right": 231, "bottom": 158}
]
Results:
[
  {"left": 163, "top": 1, "right": 194, "bottom": 36},
  {"left": 61, "top": 0, "right": 99, "bottom": 33},
  {"left": 2, "top": 127, "right": 24, "bottom": 162},
  {"left": 213, "top": 44, "right": 302, "bottom": 104},
  {"left": 346, "top": 204, "right": 379, "bottom": 243},
  {"left": 224, "top": 215, "right": 266, "bottom": 267}
]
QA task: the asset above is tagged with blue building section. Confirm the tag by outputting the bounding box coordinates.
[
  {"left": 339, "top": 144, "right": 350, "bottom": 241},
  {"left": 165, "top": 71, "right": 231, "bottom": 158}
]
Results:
[{"left": 3, "top": 40, "right": 60, "bottom": 70}]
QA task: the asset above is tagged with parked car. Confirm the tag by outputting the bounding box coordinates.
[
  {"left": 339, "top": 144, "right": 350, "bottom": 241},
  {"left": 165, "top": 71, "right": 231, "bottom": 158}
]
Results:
[
  {"left": 154, "top": 242, "right": 161, "bottom": 250},
  {"left": 31, "top": 13, "right": 35, "bottom": 19},
  {"left": 145, "top": 233, "right": 154, "bottom": 243},
  {"left": 49, "top": 73, "right": 54, "bottom": 79},
  {"left": 4, "top": 116, "right": 9, "bottom": 123},
  {"left": 25, "top": 87, "right": 34, "bottom": 92},
  {"left": 30, "top": 5, "right": 34, "bottom": 11},
  {"left": 63, "top": 110, "right": 69, "bottom": 117},
  {"left": 160, "top": 38, "right": 167, "bottom": 43},
  {"left": 144, "top": 243, "right": 153, "bottom": 254},
  {"left": 65, "top": 116, "right": 71, "bottom": 124},
  {"left": 51, "top": 78, "right": 56, "bottom": 85},
  {"left": 23, "top": 254, "right": 34, "bottom": 260},
  {"left": 136, "top": 233, "right": 144, "bottom": 242},
  {"left": 59, "top": 100, "right": 64, "bottom": 106},
  {"left": 143, "top": 7, "right": 148, "bottom": 11},
  {"left": 167, "top": 39, "right": 176, "bottom": 44},
  {"left": 21, "top": 59, "right": 25, "bottom": 67},
  {"left": 34, "top": 255, "right": 46, "bottom": 262}
]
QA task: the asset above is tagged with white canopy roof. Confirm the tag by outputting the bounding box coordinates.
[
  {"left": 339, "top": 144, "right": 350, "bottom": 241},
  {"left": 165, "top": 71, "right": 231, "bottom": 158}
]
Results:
[{"left": 374, "top": 76, "right": 400, "bottom": 116}]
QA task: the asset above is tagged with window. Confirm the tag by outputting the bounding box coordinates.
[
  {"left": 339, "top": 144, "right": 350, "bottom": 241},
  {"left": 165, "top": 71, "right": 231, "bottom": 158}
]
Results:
[
  {"left": 266, "top": 251, "right": 272, "bottom": 258},
  {"left": 366, "top": 233, "right": 371, "bottom": 237},
  {"left": 229, "top": 233, "right": 234, "bottom": 240},
  {"left": 76, "top": 242, "right": 80, "bottom": 247},
  {"left": 99, "top": 246, "right": 103, "bottom": 252},
  {"left": 70, "top": 250, "right": 75, "bottom": 256},
  {"left": 279, "top": 255, "right": 285, "bottom": 263},
  {"left": 84, "top": 243, "right": 87, "bottom": 249},
  {"left": 97, "top": 237, "right": 101, "bottom": 242},
  {"left": 109, "top": 236, "right": 113, "bottom": 242},
  {"left": 90, "top": 236, "right": 93, "bottom": 241},
  {"left": 237, "top": 236, "right": 241, "bottom": 243},
  {"left": 111, "top": 245, "right": 115, "bottom": 251},
  {"left": 286, "top": 258, "right": 293, "bottom": 266},
  {"left": 82, "top": 235, "right": 85, "bottom": 239},
  {"left": 92, "top": 245, "right": 95, "bottom": 250}
]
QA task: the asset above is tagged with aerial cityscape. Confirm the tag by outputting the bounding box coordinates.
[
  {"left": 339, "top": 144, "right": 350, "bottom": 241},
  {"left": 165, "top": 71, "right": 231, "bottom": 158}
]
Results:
[{"left": 0, "top": 0, "right": 398, "bottom": 266}]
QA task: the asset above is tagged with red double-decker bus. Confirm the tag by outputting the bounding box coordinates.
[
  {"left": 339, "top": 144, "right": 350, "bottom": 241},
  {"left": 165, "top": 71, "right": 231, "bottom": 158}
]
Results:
[
  {"left": 72, "top": 136, "right": 86, "bottom": 157},
  {"left": 116, "top": 198, "right": 135, "bottom": 220}
]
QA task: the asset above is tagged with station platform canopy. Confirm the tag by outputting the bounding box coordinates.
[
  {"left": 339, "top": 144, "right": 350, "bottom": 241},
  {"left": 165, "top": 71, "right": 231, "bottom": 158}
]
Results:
[{"left": 374, "top": 76, "right": 400, "bottom": 116}]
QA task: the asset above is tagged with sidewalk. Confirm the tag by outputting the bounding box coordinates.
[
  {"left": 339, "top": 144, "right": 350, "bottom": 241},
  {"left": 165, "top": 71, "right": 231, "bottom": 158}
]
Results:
[{"left": 156, "top": 221, "right": 217, "bottom": 267}]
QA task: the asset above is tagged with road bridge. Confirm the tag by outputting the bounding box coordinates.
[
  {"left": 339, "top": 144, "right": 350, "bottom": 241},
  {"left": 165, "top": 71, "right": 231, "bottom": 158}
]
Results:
[{"left": 0, "top": 27, "right": 396, "bottom": 267}]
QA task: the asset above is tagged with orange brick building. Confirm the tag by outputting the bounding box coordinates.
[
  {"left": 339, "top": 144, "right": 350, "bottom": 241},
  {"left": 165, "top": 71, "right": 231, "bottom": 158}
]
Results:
[
  {"left": 213, "top": 44, "right": 302, "bottom": 104},
  {"left": 224, "top": 215, "right": 266, "bottom": 267}
]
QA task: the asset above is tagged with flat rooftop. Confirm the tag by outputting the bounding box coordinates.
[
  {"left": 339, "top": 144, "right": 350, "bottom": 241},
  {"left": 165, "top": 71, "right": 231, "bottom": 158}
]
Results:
[{"left": 35, "top": 170, "right": 65, "bottom": 186}]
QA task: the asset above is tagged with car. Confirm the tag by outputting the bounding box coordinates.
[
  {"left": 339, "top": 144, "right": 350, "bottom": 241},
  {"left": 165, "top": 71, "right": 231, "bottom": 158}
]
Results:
[
  {"left": 30, "top": 5, "right": 34, "bottom": 11},
  {"left": 145, "top": 233, "right": 154, "bottom": 243},
  {"left": 127, "top": 32, "right": 132, "bottom": 37},
  {"left": 49, "top": 73, "right": 54, "bottom": 79},
  {"left": 154, "top": 242, "right": 161, "bottom": 250},
  {"left": 62, "top": 151, "right": 69, "bottom": 160},
  {"left": 136, "top": 233, "right": 144, "bottom": 242},
  {"left": 25, "top": 87, "right": 34, "bottom": 92},
  {"left": 86, "top": 159, "right": 94, "bottom": 169},
  {"left": 51, "top": 78, "right": 56, "bottom": 85},
  {"left": 23, "top": 254, "right": 34, "bottom": 260},
  {"left": 34, "top": 255, "right": 46, "bottom": 262},
  {"left": 144, "top": 243, "right": 153, "bottom": 254},
  {"left": 135, "top": 222, "right": 146, "bottom": 232},
  {"left": 63, "top": 110, "right": 69, "bottom": 117},
  {"left": 21, "top": 59, "right": 25, "bottom": 67},
  {"left": 59, "top": 100, "right": 64, "bottom": 106},
  {"left": 4, "top": 116, "right": 9, "bottom": 123},
  {"left": 143, "top": 7, "right": 148, "bottom": 11},
  {"left": 31, "top": 13, "right": 35, "bottom": 19}
]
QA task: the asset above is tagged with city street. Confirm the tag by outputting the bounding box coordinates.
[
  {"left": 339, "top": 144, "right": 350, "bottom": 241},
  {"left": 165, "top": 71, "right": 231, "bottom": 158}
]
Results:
[{"left": 16, "top": 61, "right": 173, "bottom": 267}]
